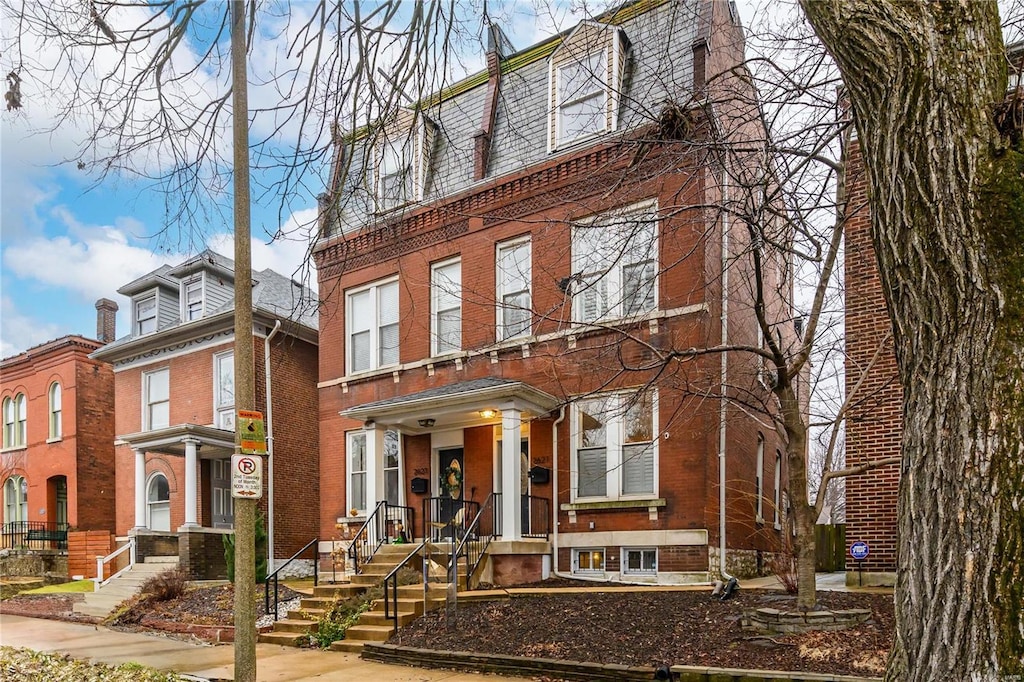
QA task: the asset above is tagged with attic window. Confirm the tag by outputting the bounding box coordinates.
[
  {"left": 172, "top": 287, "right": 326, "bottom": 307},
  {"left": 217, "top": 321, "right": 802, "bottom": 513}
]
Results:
[
  {"left": 548, "top": 23, "right": 625, "bottom": 151},
  {"left": 378, "top": 138, "right": 413, "bottom": 211},
  {"left": 135, "top": 294, "right": 157, "bottom": 335},
  {"left": 184, "top": 278, "right": 203, "bottom": 321},
  {"left": 373, "top": 111, "right": 434, "bottom": 212}
]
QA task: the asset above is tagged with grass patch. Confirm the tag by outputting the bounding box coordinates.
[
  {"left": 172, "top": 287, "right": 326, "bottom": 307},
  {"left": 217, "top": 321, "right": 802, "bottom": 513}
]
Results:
[{"left": 24, "top": 580, "right": 96, "bottom": 594}]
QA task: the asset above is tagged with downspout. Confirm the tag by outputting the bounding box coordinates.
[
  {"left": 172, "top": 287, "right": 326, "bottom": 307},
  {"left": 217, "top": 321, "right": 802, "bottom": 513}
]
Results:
[
  {"left": 550, "top": 406, "right": 566, "bottom": 576},
  {"left": 718, "top": 163, "right": 733, "bottom": 581},
  {"left": 264, "top": 320, "right": 282, "bottom": 571}
]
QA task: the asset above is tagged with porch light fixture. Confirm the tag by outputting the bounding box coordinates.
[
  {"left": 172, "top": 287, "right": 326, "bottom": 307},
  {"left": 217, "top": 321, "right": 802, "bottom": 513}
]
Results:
[
  {"left": 479, "top": 409, "right": 497, "bottom": 419},
  {"left": 418, "top": 418, "right": 436, "bottom": 428}
]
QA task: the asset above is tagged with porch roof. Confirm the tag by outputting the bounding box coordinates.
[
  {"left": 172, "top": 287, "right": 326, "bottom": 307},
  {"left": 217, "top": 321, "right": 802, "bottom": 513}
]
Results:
[
  {"left": 116, "top": 424, "right": 237, "bottom": 458},
  {"left": 341, "top": 377, "right": 561, "bottom": 433}
]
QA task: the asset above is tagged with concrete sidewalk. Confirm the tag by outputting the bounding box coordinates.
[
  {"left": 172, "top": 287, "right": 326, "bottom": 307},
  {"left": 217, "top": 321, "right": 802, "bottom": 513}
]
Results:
[{"left": 0, "top": 614, "right": 520, "bottom": 681}]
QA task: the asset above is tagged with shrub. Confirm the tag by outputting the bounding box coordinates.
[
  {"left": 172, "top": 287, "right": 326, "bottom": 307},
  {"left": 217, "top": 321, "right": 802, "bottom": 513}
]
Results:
[
  {"left": 139, "top": 566, "right": 188, "bottom": 602},
  {"left": 223, "top": 512, "right": 268, "bottom": 583},
  {"left": 310, "top": 586, "right": 383, "bottom": 649}
]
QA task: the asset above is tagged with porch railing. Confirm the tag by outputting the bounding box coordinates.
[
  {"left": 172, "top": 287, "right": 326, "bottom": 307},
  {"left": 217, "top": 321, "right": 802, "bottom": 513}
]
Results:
[
  {"left": 96, "top": 536, "right": 135, "bottom": 588},
  {"left": 0, "top": 521, "right": 70, "bottom": 550},
  {"left": 348, "top": 502, "right": 415, "bottom": 575},
  {"left": 522, "top": 494, "right": 551, "bottom": 540},
  {"left": 422, "top": 496, "right": 480, "bottom": 542},
  {"left": 264, "top": 537, "right": 318, "bottom": 622},
  {"left": 450, "top": 492, "right": 500, "bottom": 590},
  {"left": 382, "top": 537, "right": 428, "bottom": 628}
]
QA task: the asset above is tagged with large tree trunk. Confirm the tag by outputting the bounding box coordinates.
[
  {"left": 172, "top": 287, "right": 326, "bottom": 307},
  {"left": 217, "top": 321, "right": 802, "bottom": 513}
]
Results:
[
  {"left": 800, "top": 2, "right": 1024, "bottom": 680},
  {"left": 780, "top": 383, "right": 817, "bottom": 610}
]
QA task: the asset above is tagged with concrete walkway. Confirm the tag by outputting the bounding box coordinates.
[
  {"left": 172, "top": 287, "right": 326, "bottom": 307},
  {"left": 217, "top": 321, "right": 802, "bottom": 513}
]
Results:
[{"left": 0, "top": 614, "right": 520, "bottom": 681}]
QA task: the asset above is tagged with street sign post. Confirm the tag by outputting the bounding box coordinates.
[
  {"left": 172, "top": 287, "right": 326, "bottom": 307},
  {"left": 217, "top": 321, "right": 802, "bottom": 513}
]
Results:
[
  {"left": 850, "top": 541, "right": 869, "bottom": 586},
  {"left": 231, "top": 454, "right": 263, "bottom": 499}
]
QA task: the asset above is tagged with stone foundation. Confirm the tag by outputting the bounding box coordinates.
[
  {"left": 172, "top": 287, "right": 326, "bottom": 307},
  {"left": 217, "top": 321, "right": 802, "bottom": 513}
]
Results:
[
  {"left": 0, "top": 549, "right": 67, "bottom": 581},
  {"left": 742, "top": 607, "right": 872, "bottom": 634},
  {"left": 708, "top": 546, "right": 770, "bottom": 579},
  {"left": 270, "top": 558, "right": 315, "bottom": 579}
]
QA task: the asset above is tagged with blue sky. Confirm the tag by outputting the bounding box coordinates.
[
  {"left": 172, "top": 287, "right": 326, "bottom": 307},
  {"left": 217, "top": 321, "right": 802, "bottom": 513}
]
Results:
[{"left": 0, "top": 0, "right": 766, "bottom": 358}]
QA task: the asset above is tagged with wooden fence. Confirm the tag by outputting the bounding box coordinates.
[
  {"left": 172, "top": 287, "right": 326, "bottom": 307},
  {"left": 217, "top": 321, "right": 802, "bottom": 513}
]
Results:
[{"left": 815, "top": 524, "right": 846, "bottom": 572}]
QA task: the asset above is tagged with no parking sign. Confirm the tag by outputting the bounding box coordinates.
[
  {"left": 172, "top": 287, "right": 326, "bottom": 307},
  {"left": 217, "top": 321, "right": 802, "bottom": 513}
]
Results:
[{"left": 231, "top": 454, "right": 263, "bottom": 499}]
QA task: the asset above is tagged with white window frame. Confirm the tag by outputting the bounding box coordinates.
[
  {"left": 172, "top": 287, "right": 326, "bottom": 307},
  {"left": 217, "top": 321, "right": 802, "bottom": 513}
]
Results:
[
  {"left": 146, "top": 472, "right": 171, "bottom": 532},
  {"left": 555, "top": 50, "right": 608, "bottom": 146},
  {"left": 431, "top": 258, "right": 462, "bottom": 356},
  {"left": 143, "top": 368, "right": 170, "bottom": 431},
  {"left": 214, "top": 352, "right": 235, "bottom": 431},
  {"left": 571, "top": 389, "right": 658, "bottom": 502},
  {"left": 774, "top": 451, "right": 782, "bottom": 530},
  {"left": 571, "top": 201, "right": 658, "bottom": 324},
  {"left": 183, "top": 276, "right": 204, "bottom": 322},
  {"left": 48, "top": 382, "right": 62, "bottom": 441},
  {"left": 572, "top": 547, "right": 606, "bottom": 575},
  {"left": 496, "top": 237, "right": 532, "bottom": 341},
  {"left": 377, "top": 137, "right": 414, "bottom": 211},
  {"left": 2, "top": 395, "right": 23, "bottom": 450},
  {"left": 135, "top": 294, "right": 157, "bottom": 336},
  {"left": 347, "top": 431, "right": 368, "bottom": 515},
  {"left": 755, "top": 434, "right": 764, "bottom": 523},
  {"left": 383, "top": 429, "right": 403, "bottom": 507},
  {"left": 622, "top": 547, "right": 658, "bottom": 575},
  {"left": 346, "top": 277, "right": 400, "bottom": 375},
  {"left": 3, "top": 475, "right": 28, "bottom": 524}
]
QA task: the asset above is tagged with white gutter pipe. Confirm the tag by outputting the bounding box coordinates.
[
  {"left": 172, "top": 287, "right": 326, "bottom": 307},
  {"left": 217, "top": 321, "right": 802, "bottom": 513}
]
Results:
[
  {"left": 550, "top": 406, "right": 566, "bottom": 576},
  {"left": 264, "top": 320, "right": 282, "bottom": 571},
  {"left": 718, "top": 164, "right": 733, "bottom": 581}
]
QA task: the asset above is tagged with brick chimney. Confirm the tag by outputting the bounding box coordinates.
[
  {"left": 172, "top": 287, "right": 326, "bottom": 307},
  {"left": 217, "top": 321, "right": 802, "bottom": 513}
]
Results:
[{"left": 95, "top": 298, "right": 118, "bottom": 343}]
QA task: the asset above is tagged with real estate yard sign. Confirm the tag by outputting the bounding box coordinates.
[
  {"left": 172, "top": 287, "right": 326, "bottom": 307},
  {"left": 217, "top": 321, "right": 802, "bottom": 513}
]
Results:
[
  {"left": 237, "top": 409, "right": 267, "bottom": 454},
  {"left": 231, "top": 454, "right": 263, "bottom": 499}
]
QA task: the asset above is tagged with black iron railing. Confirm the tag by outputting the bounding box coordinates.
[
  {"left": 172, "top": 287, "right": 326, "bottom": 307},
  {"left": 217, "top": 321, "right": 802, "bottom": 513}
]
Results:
[
  {"left": 450, "top": 492, "right": 500, "bottom": 589},
  {"left": 522, "top": 494, "right": 551, "bottom": 540},
  {"left": 264, "top": 537, "right": 318, "bottom": 622},
  {"left": 382, "top": 537, "right": 428, "bottom": 628},
  {"left": 422, "top": 496, "right": 479, "bottom": 542},
  {"left": 0, "top": 521, "right": 69, "bottom": 550},
  {"left": 348, "top": 502, "right": 415, "bottom": 575}
]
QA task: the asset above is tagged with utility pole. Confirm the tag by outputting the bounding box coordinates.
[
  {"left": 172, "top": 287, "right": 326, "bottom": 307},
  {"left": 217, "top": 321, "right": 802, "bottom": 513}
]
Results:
[{"left": 231, "top": 1, "right": 257, "bottom": 680}]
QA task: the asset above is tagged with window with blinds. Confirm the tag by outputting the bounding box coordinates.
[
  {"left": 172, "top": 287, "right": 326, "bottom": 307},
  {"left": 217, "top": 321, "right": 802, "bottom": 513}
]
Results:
[
  {"left": 431, "top": 258, "right": 462, "bottom": 356},
  {"left": 571, "top": 201, "right": 658, "bottom": 324},
  {"left": 347, "top": 278, "right": 399, "bottom": 374},
  {"left": 496, "top": 238, "right": 532, "bottom": 341},
  {"left": 572, "top": 389, "right": 657, "bottom": 501},
  {"left": 347, "top": 431, "right": 367, "bottom": 514}
]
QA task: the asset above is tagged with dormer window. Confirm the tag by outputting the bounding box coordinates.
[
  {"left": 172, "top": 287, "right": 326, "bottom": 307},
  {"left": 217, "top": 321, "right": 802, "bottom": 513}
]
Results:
[
  {"left": 135, "top": 295, "right": 157, "bottom": 335},
  {"left": 372, "top": 109, "right": 434, "bottom": 212},
  {"left": 184, "top": 278, "right": 203, "bottom": 321},
  {"left": 378, "top": 139, "right": 413, "bottom": 211},
  {"left": 548, "top": 23, "right": 626, "bottom": 151}
]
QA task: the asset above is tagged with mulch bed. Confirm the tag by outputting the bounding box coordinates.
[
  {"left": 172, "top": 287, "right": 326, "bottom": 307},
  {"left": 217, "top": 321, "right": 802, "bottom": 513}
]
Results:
[
  {"left": 116, "top": 583, "right": 302, "bottom": 626},
  {"left": 391, "top": 589, "right": 894, "bottom": 677}
]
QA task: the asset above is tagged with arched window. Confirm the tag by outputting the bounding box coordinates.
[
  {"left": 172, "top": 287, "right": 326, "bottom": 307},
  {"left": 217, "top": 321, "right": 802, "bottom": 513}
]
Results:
[
  {"left": 3, "top": 476, "right": 28, "bottom": 526},
  {"left": 2, "top": 397, "right": 13, "bottom": 448},
  {"left": 14, "top": 394, "right": 26, "bottom": 446},
  {"left": 49, "top": 383, "right": 62, "bottom": 440},
  {"left": 146, "top": 473, "right": 171, "bottom": 532}
]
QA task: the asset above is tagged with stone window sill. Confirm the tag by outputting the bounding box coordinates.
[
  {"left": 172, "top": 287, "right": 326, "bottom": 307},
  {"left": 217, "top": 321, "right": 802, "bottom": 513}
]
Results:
[{"left": 560, "top": 498, "right": 666, "bottom": 512}]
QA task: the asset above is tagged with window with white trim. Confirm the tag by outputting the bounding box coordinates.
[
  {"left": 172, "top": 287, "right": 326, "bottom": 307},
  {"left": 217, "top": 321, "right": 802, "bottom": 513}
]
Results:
[
  {"left": 347, "top": 431, "right": 368, "bottom": 514},
  {"left": 572, "top": 548, "right": 605, "bottom": 574},
  {"left": 184, "top": 278, "right": 203, "bottom": 321},
  {"left": 431, "top": 259, "right": 461, "bottom": 356},
  {"left": 755, "top": 434, "right": 764, "bottom": 523},
  {"left": 214, "top": 352, "right": 235, "bottom": 430},
  {"left": 573, "top": 390, "right": 656, "bottom": 500},
  {"left": 3, "top": 475, "right": 28, "bottom": 524},
  {"left": 774, "top": 451, "right": 782, "bottom": 529},
  {"left": 147, "top": 473, "right": 170, "bottom": 532},
  {"left": 143, "top": 368, "right": 170, "bottom": 430},
  {"left": 496, "top": 238, "right": 532, "bottom": 341},
  {"left": 347, "top": 278, "right": 399, "bottom": 374},
  {"left": 572, "top": 203, "right": 658, "bottom": 323},
  {"left": 556, "top": 50, "right": 607, "bottom": 145},
  {"left": 2, "top": 394, "right": 25, "bottom": 449},
  {"left": 48, "top": 383, "right": 62, "bottom": 440},
  {"left": 622, "top": 547, "right": 657, "bottom": 575},
  {"left": 384, "top": 429, "right": 401, "bottom": 506},
  {"left": 378, "top": 138, "right": 413, "bottom": 210},
  {"left": 135, "top": 294, "right": 157, "bottom": 335}
]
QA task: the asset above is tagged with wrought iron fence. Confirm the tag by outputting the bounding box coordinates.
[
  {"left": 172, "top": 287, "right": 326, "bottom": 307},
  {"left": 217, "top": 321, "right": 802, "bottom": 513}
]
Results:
[{"left": 0, "top": 521, "right": 69, "bottom": 550}]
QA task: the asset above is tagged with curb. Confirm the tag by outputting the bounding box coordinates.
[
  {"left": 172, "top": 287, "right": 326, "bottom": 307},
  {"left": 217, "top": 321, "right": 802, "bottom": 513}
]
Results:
[{"left": 361, "top": 643, "right": 884, "bottom": 682}]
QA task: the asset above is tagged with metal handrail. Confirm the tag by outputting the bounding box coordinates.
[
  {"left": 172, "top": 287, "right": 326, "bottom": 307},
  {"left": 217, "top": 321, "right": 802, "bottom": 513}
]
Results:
[
  {"left": 382, "top": 537, "right": 429, "bottom": 627},
  {"left": 522, "top": 494, "right": 551, "bottom": 539},
  {"left": 95, "top": 536, "right": 135, "bottom": 589},
  {"left": 348, "top": 502, "right": 415, "bottom": 575},
  {"left": 450, "top": 492, "right": 499, "bottom": 591},
  {"left": 264, "top": 537, "right": 318, "bottom": 622}
]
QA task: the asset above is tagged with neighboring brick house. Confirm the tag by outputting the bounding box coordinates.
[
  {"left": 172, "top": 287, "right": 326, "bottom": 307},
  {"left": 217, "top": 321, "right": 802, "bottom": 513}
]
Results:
[
  {"left": 91, "top": 250, "right": 320, "bottom": 578},
  {"left": 315, "top": 0, "right": 793, "bottom": 585},
  {"left": 0, "top": 302, "right": 119, "bottom": 547}
]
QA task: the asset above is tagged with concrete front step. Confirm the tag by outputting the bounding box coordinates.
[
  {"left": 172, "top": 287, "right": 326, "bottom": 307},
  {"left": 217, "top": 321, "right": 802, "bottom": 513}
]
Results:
[
  {"left": 358, "top": 610, "right": 417, "bottom": 627},
  {"left": 343, "top": 624, "right": 395, "bottom": 642},
  {"left": 330, "top": 640, "right": 365, "bottom": 653},
  {"left": 143, "top": 555, "right": 180, "bottom": 564},
  {"left": 288, "top": 608, "right": 326, "bottom": 620},
  {"left": 267, "top": 618, "right": 318, "bottom": 634},
  {"left": 312, "top": 584, "right": 364, "bottom": 599},
  {"left": 257, "top": 630, "right": 308, "bottom": 647}
]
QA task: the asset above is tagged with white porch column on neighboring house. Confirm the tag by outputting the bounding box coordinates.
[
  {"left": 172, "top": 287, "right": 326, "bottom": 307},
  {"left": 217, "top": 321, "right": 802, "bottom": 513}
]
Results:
[
  {"left": 500, "top": 405, "right": 522, "bottom": 541},
  {"left": 134, "top": 448, "right": 147, "bottom": 529},
  {"left": 181, "top": 438, "right": 200, "bottom": 528},
  {"left": 364, "top": 423, "right": 384, "bottom": 512}
]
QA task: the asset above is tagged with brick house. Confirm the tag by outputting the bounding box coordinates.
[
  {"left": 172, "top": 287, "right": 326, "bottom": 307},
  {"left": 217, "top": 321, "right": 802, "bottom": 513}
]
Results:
[
  {"left": 315, "top": 0, "right": 793, "bottom": 585},
  {"left": 91, "top": 251, "right": 320, "bottom": 578},
  {"left": 0, "top": 302, "right": 118, "bottom": 547}
]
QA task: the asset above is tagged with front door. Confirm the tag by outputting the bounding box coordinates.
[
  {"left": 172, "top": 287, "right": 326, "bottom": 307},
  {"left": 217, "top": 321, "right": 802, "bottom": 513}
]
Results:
[
  {"left": 437, "top": 447, "right": 464, "bottom": 537},
  {"left": 211, "top": 458, "right": 234, "bottom": 528}
]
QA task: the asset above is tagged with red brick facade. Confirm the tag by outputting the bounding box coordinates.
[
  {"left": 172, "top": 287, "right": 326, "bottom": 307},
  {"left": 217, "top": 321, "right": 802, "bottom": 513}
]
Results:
[
  {"left": 0, "top": 336, "right": 116, "bottom": 533},
  {"left": 843, "top": 139, "right": 902, "bottom": 579}
]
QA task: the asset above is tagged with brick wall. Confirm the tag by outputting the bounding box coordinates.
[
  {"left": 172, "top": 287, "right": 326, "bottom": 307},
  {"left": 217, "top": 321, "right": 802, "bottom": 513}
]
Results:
[{"left": 843, "top": 139, "right": 902, "bottom": 574}]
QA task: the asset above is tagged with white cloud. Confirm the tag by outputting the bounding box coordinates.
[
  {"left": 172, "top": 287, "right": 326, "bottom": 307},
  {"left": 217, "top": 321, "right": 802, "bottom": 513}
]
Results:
[
  {"left": 0, "top": 296, "right": 62, "bottom": 359},
  {"left": 208, "top": 206, "right": 319, "bottom": 292}
]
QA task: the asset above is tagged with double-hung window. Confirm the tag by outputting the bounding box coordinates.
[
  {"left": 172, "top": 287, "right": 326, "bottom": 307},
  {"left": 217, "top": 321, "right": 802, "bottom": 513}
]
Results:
[
  {"left": 496, "top": 238, "right": 532, "bottom": 341},
  {"left": 214, "top": 352, "right": 235, "bottom": 430},
  {"left": 572, "top": 202, "right": 658, "bottom": 323},
  {"left": 383, "top": 429, "right": 401, "bottom": 506},
  {"left": 143, "top": 368, "right": 170, "bottom": 430},
  {"left": 48, "top": 383, "right": 62, "bottom": 440},
  {"left": 2, "top": 394, "right": 26, "bottom": 449},
  {"left": 135, "top": 295, "right": 157, "bottom": 335},
  {"left": 623, "top": 547, "right": 657, "bottom": 575},
  {"left": 347, "top": 431, "right": 368, "bottom": 514},
  {"left": 573, "top": 390, "right": 656, "bottom": 500},
  {"left": 556, "top": 50, "right": 608, "bottom": 145},
  {"left": 774, "top": 451, "right": 782, "bottom": 529},
  {"left": 347, "top": 278, "right": 399, "bottom": 374},
  {"left": 431, "top": 259, "right": 461, "bottom": 355},
  {"left": 755, "top": 434, "right": 765, "bottom": 523},
  {"left": 378, "top": 138, "right": 413, "bottom": 210},
  {"left": 184, "top": 279, "right": 203, "bottom": 321}
]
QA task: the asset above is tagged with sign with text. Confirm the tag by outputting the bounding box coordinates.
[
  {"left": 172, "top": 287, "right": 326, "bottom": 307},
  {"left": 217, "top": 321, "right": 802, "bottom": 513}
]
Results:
[
  {"left": 850, "top": 541, "right": 870, "bottom": 561},
  {"left": 231, "top": 454, "right": 263, "bottom": 499},
  {"left": 237, "top": 410, "right": 267, "bottom": 455}
]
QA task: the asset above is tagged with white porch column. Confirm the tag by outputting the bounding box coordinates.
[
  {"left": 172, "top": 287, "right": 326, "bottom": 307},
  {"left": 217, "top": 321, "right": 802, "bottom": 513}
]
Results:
[
  {"left": 181, "top": 438, "right": 200, "bottom": 528},
  {"left": 133, "top": 448, "right": 147, "bottom": 529},
  {"left": 500, "top": 406, "right": 522, "bottom": 541},
  {"left": 364, "top": 423, "right": 384, "bottom": 512}
]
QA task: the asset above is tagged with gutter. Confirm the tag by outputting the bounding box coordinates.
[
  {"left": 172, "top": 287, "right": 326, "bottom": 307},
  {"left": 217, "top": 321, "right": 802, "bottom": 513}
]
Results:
[
  {"left": 264, "top": 320, "right": 282, "bottom": 570},
  {"left": 718, "top": 162, "right": 733, "bottom": 581},
  {"left": 551, "top": 406, "right": 566, "bottom": 576}
]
